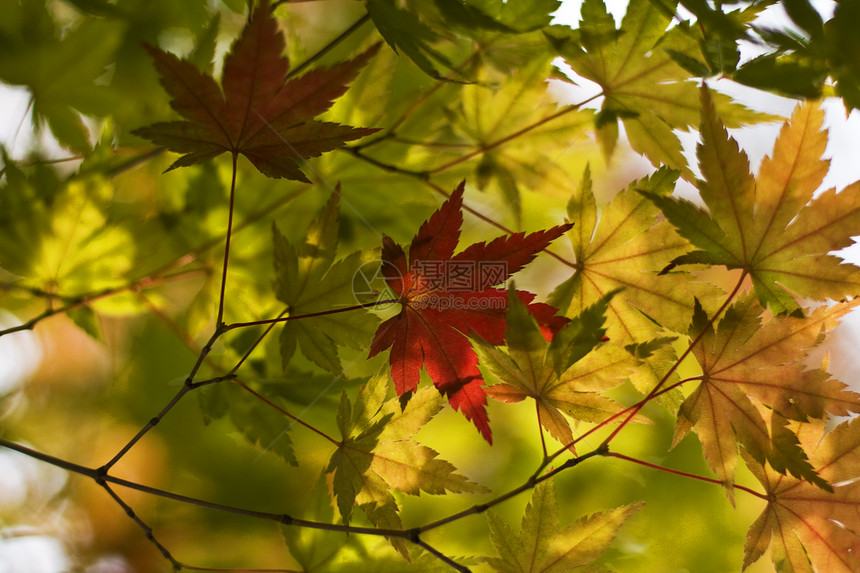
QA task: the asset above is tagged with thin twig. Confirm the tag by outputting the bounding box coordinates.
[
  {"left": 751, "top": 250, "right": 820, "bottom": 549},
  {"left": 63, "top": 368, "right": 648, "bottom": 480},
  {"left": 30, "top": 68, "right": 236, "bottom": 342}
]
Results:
[
  {"left": 413, "top": 537, "right": 471, "bottom": 573},
  {"left": 548, "top": 376, "right": 702, "bottom": 463},
  {"left": 230, "top": 308, "right": 287, "bottom": 375},
  {"left": 99, "top": 482, "right": 182, "bottom": 571},
  {"left": 0, "top": 269, "right": 205, "bottom": 338},
  {"left": 99, "top": 384, "right": 194, "bottom": 473},
  {"left": 600, "top": 273, "right": 748, "bottom": 446},
  {"left": 607, "top": 452, "right": 768, "bottom": 500},
  {"left": 180, "top": 565, "right": 301, "bottom": 573},
  {"left": 101, "top": 327, "right": 224, "bottom": 472}
]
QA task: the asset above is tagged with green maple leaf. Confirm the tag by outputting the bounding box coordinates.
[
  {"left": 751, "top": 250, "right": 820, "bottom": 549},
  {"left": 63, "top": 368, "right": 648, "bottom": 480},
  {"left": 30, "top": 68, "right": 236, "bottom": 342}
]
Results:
[
  {"left": 442, "top": 60, "right": 594, "bottom": 225},
  {"left": 366, "top": 0, "right": 456, "bottom": 80},
  {"left": 475, "top": 287, "right": 635, "bottom": 446},
  {"left": 281, "top": 473, "right": 362, "bottom": 571},
  {"left": 273, "top": 192, "right": 378, "bottom": 374},
  {"left": 645, "top": 86, "right": 860, "bottom": 316},
  {"left": 367, "top": 0, "right": 560, "bottom": 80},
  {"left": 485, "top": 477, "right": 643, "bottom": 572},
  {"left": 0, "top": 163, "right": 133, "bottom": 302},
  {"left": 675, "top": 295, "right": 860, "bottom": 498},
  {"left": 743, "top": 417, "right": 860, "bottom": 572},
  {"left": 327, "top": 373, "right": 488, "bottom": 555},
  {"left": 550, "top": 166, "right": 722, "bottom": 395},
  {"left": 548, "top": 0, "right": 766, "bottom": 175},
  {"left": 134, "top": 1, "right": 378, "bottom": 180},
  {"left": 223, "top": 382, "right": 297, "bottom": 466},
  {"left": 0, "top": 0, "right": 122, "bottom": 152}
]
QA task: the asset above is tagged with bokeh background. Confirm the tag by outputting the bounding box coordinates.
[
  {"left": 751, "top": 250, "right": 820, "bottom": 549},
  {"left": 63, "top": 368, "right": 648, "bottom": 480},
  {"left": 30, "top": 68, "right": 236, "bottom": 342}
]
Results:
[{"left": 1, "top": 1, "right": 859, "bottom": 571}]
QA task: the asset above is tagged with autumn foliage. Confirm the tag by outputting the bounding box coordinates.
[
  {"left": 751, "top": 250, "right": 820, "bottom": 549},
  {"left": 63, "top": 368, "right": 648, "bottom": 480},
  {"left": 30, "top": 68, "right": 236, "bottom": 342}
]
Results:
[{"left": 2, "top": 0, "right": 860, "bottom": 572}]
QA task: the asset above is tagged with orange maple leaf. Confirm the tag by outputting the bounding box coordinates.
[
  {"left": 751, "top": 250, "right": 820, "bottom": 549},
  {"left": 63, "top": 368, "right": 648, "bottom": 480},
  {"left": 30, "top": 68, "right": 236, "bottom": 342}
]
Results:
[
  {"left": 744, "top": 416, "right": 860, "bottom": 572},
  {"left": 134, "top": 1, "right": 378, "bottom": 180},
  {"left": 675, "top": 296, "right": 860, "bottom": 498},
  {"left": 646, "top": 87, "right": 860, "bottom": 315}
]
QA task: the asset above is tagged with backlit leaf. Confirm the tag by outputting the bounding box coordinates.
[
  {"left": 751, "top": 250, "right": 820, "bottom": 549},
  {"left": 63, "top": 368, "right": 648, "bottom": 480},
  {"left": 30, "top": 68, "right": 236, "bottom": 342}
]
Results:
[
  {"left": 327, "top": 373, "right": 488, "bottom": 555},
  {"left": 274, "top": 192, "right": 378, "bottom": 374},
  {"left": 476, "top": 287, "right": 635, "bottom": 446},
  {"left": 675, "top": 295, "right": 860, "bottom": 496},
  {"left": 550, "top": 166, "right": 722, "bottom": 395},
  {"left": 485, "top": 477, "right": 643, "bottom": 571},
  {"left": 550, "top": 0, "right": 765, "bottom": 174},
  {"left": 743, "top": 417, "right": 860, "bottom": 572},
  {"left": 134, "top": 2, "right": 379, "bottom": 180},
  {"left": 368, "top": 182, "right": 571, "bottom": 442},
  {"left": 646, "top": 86, "right": 860, "bottom": 315}
]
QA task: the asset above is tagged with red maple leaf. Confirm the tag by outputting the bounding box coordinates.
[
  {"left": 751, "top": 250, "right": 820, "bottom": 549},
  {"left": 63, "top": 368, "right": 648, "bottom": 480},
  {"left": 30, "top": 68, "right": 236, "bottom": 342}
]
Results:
[
  {"left": 133, "top": 1, "right": 378, "bottom": 181},
  {"left": 368, "top": 182, "right": 571, "bottom": 442}
]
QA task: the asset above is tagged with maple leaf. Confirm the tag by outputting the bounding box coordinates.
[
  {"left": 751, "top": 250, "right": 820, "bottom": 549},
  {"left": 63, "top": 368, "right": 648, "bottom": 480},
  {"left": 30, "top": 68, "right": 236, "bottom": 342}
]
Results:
[
  {"left": 273, "top": 192, "right": 378, "bottom": 374},
  {"left": 281, "top": 473, "right": 358, "bottom": 571},
  {"left": 485, "top": 477, "right": 643, "bottom": 572},
  {"left": 440, "top": 59, "right": 594, "bottom": 225},
  {"left": 743, "top": 416, "right": 860, "bottom": 572},
  {"left": 645, "top": 86, "right": 860, "bottom": 315},
  {"left": 474, "top": 287, "right": 637, "bottom": 446},
  {"left": 133, "top": 1, "right": 379, "bottom": 180},
  {"left": 550, "top": 166, "right": 722, "bottom": 396},
  {"left": 0, "top": 2, "right": 122, "bottom": 152},
  {"left": 367, "top": 182, "right": 571, "bottom": 443},
  {"left": 674, "top": 295, "right": 860, "bottom": 498},
  {"left": 0, "top": 159, "right": 134, "bottom": 300},
  {"left": 327, "top": 373, "right": 488, "bottom": 556},
  {"left": 548, "top": 0, "right": 766, "bottom": 175},
  {"left": 367, "top": 0, "right": 559, "bottom": 80}
]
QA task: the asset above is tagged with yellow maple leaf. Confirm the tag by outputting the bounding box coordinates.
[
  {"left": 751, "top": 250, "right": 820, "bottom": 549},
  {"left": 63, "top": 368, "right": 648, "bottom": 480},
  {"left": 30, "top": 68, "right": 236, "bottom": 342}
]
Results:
[{"left": 743, "top": 416, "right": 860, "bottom": 572}]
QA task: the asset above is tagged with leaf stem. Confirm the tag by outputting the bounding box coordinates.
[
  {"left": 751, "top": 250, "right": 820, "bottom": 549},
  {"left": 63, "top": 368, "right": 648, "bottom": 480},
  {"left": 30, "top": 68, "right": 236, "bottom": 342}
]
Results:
[
  {"left": 229, "top": 308, "right": 287, "bottom": 375},
  {"left": 355, "top": 48, "right": 483, "bottom": 149},
  {"left": 217, "top": 153, "right": 239, "bottom": 327},
  {"left": 606, "top": 452, "right": 768, "bottom": 500},
  {"left": 342, "top": 147, "right": 430, "bottom": 179},
  {"left": 413, "top": 537, "right": 472, "bottom": 572},
  {"left": 427, "top": 96, "right": 600, "bottom": 174},
  {"left": 234, "top": 379, "right": 340, "bottom": 446},
  {"left": 224, "top": 299, "right": 398, "bottom": 331},
  {"left": 536, "top": 402, "right": 548, "bottom": 459},
  {"left": 424, "top": 180, "right": 576, "bottom": 269}
]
